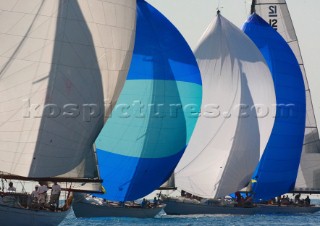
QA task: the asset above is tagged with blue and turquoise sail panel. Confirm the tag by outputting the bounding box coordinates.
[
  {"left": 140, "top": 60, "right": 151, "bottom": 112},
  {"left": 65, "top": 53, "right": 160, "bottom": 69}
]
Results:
[
  {"left": 95, "top": 0, "right": 202, "bottom": 201},
  {"left": 243, "top": 13, "right": 306, "bottom": 201}
]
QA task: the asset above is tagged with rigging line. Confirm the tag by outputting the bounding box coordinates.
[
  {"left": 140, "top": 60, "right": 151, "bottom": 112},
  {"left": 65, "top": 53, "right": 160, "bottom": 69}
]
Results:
[
  {"left": 278, "top": 2, "right": 320, "bottom": 144},
  {"left": 0, "top": 0, "right": 46, "bottom": 80}
]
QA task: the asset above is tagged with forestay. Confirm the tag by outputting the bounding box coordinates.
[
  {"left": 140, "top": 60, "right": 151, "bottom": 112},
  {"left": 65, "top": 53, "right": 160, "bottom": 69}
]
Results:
[
  {"left": 252, "top": 0, "right": 320, "bottom": 193},
  {"left": 95, "top": 0, "right": 202, "bottom": 201},
  {"left": 0, "top": 0, "right": 135, "bottom": 190},
  {"left": 243, "top": 13, "right": 306, "bottom": 200},
  {"left": 175, "top": 14, "right": 276, "bottom": 199}
]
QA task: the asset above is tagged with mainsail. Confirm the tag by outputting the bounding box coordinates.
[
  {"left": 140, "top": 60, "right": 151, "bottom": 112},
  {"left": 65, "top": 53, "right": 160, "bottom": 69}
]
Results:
[
  {"left": 243, "top": 13, "right": 306, "bottom": 200},
  {"left": 174, "top": 13, "right": 276, "bottom": 199},
  {"left": 0, "top": 0, "right": 136, "bottom": 192},
  {"left": 251, "top": 0, "right": 320, "bottom": 194},
  {"left": 95, "top": 0, "right": 202, "bottom": 201}
]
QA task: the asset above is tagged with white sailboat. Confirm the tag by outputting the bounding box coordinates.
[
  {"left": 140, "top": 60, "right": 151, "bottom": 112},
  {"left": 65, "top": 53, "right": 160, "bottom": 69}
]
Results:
[
  {"left": 164, "top": 0, "right": 320, "bottom": 215},
  {"left": 173, "top": 11, "right": 276, "bottom": 200},
  {"left": 0, "top": 0, "right": 135, "bottom": 225},
  {"left": 162, "top": 11, "right": 277, "bottom": 214}
]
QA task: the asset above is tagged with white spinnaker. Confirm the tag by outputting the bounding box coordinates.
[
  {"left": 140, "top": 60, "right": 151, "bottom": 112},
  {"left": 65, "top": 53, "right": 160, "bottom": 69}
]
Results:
[
  {"left": 0, "top": 0, "right": 135, "bottom": 179},
  {"left": 174, "top": 14, "right": 276, "bottom": 198},
  {"left": 253, "top": 0, "right": 320, "bottom": 192}
]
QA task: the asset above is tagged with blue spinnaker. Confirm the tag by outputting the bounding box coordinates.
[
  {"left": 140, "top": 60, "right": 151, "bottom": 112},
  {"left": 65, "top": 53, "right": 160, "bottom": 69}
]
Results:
[
  {"left": 243, "top": 13, "right": 306, "bottom": 201},
  {"left": 95, "top": 0, "right": 202, "bottom": 201}
]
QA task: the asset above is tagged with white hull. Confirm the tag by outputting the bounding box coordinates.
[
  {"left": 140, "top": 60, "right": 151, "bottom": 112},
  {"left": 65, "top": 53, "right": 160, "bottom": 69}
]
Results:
[
  {"left": 163, "top": 200, "right": 320, "bottom": 215},
  {"left": 0, "top": 204, "right": 70, "bottom": 226},
  {"left": 73, "top": 200, "right": 164, "bottom": 218}
]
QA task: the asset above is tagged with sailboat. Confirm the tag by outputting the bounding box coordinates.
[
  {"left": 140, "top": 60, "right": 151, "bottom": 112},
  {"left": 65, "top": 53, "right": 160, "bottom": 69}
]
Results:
[
  {"left": 239, "top": 1, "right": 319, "bottom": 212},
  {"left": 251, "top": 0, "right": 320, "bottom": 196},
  {"left": 162, "top": 11, "right": 278, "bottom": 215},
  {"left": 164, "top": 0, "right": 320, "bottom": 215},
  {"left": 72, "top": 0, "right": 202, "bottom": 218},
  {"left": 0, "top": 0, "right": 135, "bottom": 225},
  {"left": 243, "top": 2, "right": 306, "bottom": 202}
]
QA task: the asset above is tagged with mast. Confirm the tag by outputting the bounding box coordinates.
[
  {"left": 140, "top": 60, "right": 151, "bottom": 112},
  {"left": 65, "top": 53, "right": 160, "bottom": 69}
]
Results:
[{"left": 251, "top": 0, "right": 256, "bottom": 14}]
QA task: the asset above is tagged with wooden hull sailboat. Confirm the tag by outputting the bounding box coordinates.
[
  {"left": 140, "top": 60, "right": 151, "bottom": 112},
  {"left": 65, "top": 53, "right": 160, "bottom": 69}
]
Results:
[
  {"left": 72, "top": 194, "right": 164, "bottom": 218},
  {"left": 0, "top": 205, "right": 71, "bottom": 226},
  {"left": 171, "top": 9, "right": 276, "bottom": 212},
  {"left": 0, "top": 191, "right": 73, "bottom": 226},
  {"left": 243, "top": 1, "right": 306, "bottom": 202},
  {"left": 251, "top": 0, "right": 320, "bottom": 196},
  {"left": 162, "top": 198, "right": 320, "bottom": 215},
  {"left": 0, "top": 0, "right": 136, "bottom": 224},
  {"left": 73, "top": 202, "right": 164, "bottom": 218},
  {"left": 73, "top": 0, "right": 202, "bottom": 219}
]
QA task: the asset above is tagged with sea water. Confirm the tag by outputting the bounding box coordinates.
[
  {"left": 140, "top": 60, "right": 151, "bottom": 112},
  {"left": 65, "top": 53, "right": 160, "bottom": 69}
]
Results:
[
  {"left": 60, "top": 210, "right": 320, "bottom": 226},
  {"left": 60, "top": 200, "right": 320, "bottom": 226}
]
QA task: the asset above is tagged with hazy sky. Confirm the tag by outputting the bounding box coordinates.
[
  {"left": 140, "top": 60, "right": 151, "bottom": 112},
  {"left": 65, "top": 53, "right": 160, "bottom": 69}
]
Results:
[{"left": 147, "top": 0, "right": 320, "bottom": 128}]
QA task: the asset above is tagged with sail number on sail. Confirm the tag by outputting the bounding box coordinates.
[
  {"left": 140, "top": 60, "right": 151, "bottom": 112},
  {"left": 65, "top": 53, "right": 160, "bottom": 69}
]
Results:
[{"left": 269, "top": 6, "right": 278, "bottom": 30}]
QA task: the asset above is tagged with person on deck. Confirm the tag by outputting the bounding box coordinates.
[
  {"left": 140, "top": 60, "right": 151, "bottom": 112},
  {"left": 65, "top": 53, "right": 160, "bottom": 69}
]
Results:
[
  {"left": 31, "top": 185, "right": 39, "bottom": 201},
  {"left": 141, "top": 198, "right": 147, "bottom": 208},
  {"left": 277, "top": 196, "right": 281, "bottom": 206},
  {"left": 50, "top": 182, "right": 61, "bottom": 210},
  {"left": 305, "top": 195, "right": 311, "bottom": 206},
  {"left": 235, "top": 192, "right": 244, "bottom": 207},
  {"left": 38, "top": 182, "right": 48, "bottom": 206},
  {"left": 294, "top": 193, "right": 301, "bottom": 204},
  {"left": 281, "top": 195, "right": 289, "bottom": 205},
  {"left": 153, "top": 197, "right": 159, "bottom": 206},
  {"left": 244, "top": 195, "right": 253, "bottom": 207},
  {"left": 28, "top": 185, "right": 40, "bottom": 208},
  {"left": 7, "top": 182, "right": 16, "bottom": 192}
]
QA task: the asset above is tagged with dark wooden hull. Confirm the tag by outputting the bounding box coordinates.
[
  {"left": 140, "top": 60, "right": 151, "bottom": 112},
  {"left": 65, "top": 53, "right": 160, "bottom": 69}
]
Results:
[{"left": 163, "top": 199, "right": 320, "bottom": 215}]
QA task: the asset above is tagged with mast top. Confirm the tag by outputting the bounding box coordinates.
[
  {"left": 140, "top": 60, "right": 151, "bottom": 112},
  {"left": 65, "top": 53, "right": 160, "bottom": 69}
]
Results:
[{"left": 251, "top": 0, "right": 256, "bottom": 14}]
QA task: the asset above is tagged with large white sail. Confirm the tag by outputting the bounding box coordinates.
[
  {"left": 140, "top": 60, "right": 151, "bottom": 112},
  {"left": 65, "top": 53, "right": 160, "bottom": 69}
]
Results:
[
  {"left": 252, "top": 0, "right": 320, "bottom": 192},
  {"left": 174, "top": 14, "right": 276, "bottom": 198},
  {"left": 0, "top": 0, "right": 135, "bottom": 180}
]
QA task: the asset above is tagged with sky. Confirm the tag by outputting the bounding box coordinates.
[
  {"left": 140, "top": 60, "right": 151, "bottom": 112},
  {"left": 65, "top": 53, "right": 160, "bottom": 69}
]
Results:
[{"left": 147, "top": 0, "right": 320, "bottom": 129}]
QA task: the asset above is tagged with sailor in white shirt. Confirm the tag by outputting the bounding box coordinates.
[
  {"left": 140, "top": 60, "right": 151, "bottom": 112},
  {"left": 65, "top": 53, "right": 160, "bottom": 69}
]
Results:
[
  {"left": 28, "top": 184, "right": 40, "bottom": 208},
  {"left": 50, "top": 182, "right": 61, "bottom": 209},
  {"left": 31, "top": 185, "right": 39, "bottom": 200},
  {"left": 38, "top": 182, "right": 48, "bottom": 205}
]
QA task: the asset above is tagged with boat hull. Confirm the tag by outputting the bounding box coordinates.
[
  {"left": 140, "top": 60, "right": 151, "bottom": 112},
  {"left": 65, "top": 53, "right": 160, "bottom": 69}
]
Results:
[
  {"left": 0, "top": 204, "right": 70, "bottom": 226},
  {"left": 163, "top": 200, "right": 320, "bottom": 215},
  {"left": 73, "top": 200, "right": 164, "bottom": 218}
]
